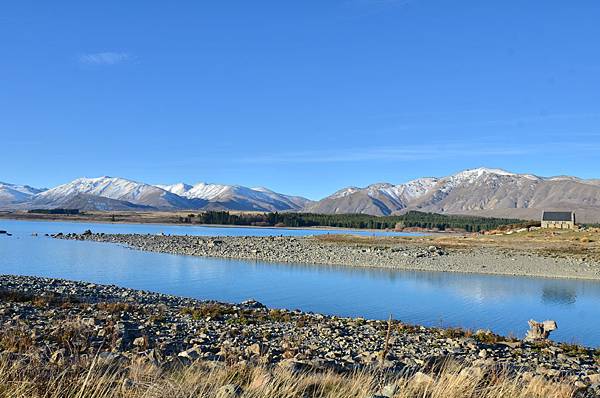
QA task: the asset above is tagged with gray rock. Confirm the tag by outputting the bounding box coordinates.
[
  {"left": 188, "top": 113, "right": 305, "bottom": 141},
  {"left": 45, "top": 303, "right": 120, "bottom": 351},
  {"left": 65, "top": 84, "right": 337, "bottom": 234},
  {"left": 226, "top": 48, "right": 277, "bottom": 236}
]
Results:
[
  {"left": 459, "top": 366, "right": 484, "bottom": 380},
  {"left": 525, "top": 319, "right": 557, "bottom": 341},
  {"left": 378, "top": 383, "right": 399, "bottom": 397},
  {"left": 245, "top": 342, "right": 263, "bottom": 357},
  {"left": 216, "top": 384, "right": 242, "bottom": 398},
  {"left": 178, "top": 347, "right": 201, "bottom": 360},
  {"left": 411, "top": 372, "right": 434, "bottom": 386}
]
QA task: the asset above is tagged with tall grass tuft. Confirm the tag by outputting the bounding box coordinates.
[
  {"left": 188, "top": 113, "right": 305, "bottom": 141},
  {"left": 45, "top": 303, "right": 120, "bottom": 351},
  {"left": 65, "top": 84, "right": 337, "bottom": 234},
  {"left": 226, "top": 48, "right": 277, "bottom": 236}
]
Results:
[{"left": 0, "top": 355, "right": 576, "bottom": 398}]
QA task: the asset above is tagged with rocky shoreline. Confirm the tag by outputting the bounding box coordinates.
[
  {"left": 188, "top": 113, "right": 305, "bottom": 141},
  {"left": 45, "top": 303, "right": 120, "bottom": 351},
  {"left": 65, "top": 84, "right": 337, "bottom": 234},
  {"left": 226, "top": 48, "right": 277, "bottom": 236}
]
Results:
[
  {"left": 0, "top": 274, "right": 599, "bottom": 394},
  {"left": 55, "top": 232, "right": 600, "bottom": 280}
]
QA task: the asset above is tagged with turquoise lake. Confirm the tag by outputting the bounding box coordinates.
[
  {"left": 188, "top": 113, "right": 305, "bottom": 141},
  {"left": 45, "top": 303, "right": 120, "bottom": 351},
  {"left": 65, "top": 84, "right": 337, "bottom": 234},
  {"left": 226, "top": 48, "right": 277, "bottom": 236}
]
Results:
[{"left": 1, "top": 219, "right": 599, "bottom": 347}]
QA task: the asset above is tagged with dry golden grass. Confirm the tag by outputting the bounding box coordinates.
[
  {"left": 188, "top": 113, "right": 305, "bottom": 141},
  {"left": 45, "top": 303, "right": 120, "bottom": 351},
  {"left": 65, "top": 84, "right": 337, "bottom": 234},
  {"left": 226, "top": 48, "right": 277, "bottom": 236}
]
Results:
[
  {"left": 0, "top": 355, "right": 577, "bottom": 398},
  {"left": 315, "top": 228, "right": 600, "bottom": 261}
]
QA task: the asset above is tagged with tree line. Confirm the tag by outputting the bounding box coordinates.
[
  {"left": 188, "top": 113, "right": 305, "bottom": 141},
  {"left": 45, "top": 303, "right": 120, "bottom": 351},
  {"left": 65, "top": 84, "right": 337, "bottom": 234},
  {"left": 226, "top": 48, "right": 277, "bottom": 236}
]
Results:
[
  {"left": 28, "top": 209, "right": 80, "bottom": 215},
  {"left": 180, "top": 211, "right": 526, "bottom": 232}
]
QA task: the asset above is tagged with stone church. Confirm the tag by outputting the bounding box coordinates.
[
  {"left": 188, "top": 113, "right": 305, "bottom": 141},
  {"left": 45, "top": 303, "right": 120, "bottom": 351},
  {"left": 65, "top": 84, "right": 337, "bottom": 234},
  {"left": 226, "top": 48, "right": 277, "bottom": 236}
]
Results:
[{"left": 541, "top": 211, "right": 576, "bottom": 229}]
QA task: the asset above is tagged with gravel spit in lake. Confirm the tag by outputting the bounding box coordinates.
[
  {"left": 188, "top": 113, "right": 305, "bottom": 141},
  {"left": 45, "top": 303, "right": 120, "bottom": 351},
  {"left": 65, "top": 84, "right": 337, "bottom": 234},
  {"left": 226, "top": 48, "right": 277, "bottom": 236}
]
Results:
[{"left": 56, "top": 232, "right": 600, "bottom": 280}]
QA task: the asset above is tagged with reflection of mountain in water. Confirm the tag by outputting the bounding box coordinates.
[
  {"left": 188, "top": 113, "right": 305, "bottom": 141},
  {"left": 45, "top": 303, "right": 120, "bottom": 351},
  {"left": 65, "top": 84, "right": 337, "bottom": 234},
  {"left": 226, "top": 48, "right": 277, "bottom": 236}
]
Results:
[
  {"left": 542, "top": 285, "right": 577, "bottom": 305},
  {"left": 291, "top": 262, "right": 595, "bottom": 304},
  {"left": 397, "top": 271, "right": 590, "bottom": 305},
  {"left": 247, "top": 257, "right": 600, "bottom": 306}
]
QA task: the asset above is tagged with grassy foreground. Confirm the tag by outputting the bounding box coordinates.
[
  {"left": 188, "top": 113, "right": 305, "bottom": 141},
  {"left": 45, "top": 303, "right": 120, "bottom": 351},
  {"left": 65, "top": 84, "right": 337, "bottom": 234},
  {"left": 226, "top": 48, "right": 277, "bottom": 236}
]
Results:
[
  {"left": 0, "top": 274, "right": 592, "bottom": 396},
  {"left": 0, "top": 356, "right": 576, "bottom": 398}
]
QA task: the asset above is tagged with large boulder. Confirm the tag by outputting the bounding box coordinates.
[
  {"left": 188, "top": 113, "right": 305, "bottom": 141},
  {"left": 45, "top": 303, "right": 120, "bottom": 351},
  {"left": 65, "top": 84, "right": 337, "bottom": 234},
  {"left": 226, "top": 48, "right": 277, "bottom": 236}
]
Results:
[{"left": 525, "top": 319, "right": 557, "bottom": 341}]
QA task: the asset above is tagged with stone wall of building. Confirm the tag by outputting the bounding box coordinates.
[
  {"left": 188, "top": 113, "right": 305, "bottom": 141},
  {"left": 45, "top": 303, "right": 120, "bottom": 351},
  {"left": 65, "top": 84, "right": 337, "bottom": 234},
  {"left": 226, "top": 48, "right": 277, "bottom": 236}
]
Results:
[{"left": 541, "top": 221, "right": 575, "bottom": 229}]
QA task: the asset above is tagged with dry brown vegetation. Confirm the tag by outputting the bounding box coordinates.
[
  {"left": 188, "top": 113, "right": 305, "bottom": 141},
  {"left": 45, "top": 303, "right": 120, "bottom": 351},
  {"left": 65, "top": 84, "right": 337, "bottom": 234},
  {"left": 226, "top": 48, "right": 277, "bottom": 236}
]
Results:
[
  {"left": 0, "top": 356, "right": 578, "bottom": 398},
  {"left": 0, "top": 290, "right": 81, "bottom": 307},
  {"left": 179, "top": 303, "right": 312, "bottom": 327},
  {"left": 315, "top": 228, "right": 600, "bottom": 262}
]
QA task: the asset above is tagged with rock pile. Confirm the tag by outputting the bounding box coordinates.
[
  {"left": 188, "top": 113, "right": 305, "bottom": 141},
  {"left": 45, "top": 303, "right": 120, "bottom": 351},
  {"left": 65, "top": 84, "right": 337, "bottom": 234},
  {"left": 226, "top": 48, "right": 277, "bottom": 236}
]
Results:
[{"left": 0, "top": 275, "right": 599, "bottom": 394}]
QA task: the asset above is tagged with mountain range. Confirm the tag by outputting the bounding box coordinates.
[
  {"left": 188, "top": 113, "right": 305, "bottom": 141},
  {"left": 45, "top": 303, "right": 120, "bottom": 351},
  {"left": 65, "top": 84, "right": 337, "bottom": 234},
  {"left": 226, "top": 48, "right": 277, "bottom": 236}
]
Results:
[
  {"left": 0, "top": 177, "right": 310, "bottom": 213},
  {"left": 0, "top": 182, "right": 46, "bottom": 205},
  {"left": 307, "top": 168, "right": 600, "bottom": 222},
  {"left": 3, "top": 168, "right": 600, "bottom": 222}
]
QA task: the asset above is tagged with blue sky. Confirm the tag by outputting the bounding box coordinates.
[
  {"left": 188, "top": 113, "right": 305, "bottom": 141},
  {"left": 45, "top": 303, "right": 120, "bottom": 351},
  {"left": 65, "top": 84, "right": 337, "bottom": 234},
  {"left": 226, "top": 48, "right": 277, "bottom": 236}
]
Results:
[{"left": 1, "top": 1, "right": 599, "bottom": 199}]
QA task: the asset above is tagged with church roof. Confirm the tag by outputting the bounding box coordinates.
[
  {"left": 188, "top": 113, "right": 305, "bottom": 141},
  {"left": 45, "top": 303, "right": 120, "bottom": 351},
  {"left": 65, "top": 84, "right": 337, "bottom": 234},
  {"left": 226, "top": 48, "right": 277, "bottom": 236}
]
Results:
[{"left": 542, "top": 211, "right": 574, "bottom": 222}]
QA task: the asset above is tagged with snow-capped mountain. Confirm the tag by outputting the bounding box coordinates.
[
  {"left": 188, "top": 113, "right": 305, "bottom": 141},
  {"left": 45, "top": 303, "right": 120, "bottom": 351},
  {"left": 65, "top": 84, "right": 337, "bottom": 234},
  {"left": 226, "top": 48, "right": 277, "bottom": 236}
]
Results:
[
  {"left": 0, "top": 182, "right": 46, "bottom": 205},
  {"left": 1, "top": 176, "right": 310, "bottom": 212},
  {"left": 307, "top": 168, "right": 600, "bottom": 222},
  {"left": 155, "top": 182, "right": 310, "bottom": 211},
  {"left": 315, "top": 178, "right": 440, "bottom": 215},
  {"left": 250, "top": 186, "right": 312, "bottom": 210},
  {"left": 41, "top": 193, "right": 155, "bottom": 211},
  {"left": 30, "top": 177, "right": 194, "bottom": 210},
  {"left": 155, "top": 183, "right": 193, "bottom": 197}
]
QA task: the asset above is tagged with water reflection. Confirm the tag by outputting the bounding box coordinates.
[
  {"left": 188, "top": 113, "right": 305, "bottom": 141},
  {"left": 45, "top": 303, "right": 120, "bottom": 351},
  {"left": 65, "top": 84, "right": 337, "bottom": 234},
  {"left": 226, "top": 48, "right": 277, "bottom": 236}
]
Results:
[
  {"left": 542, "top": 284, "right": 577, "bottom": 305},
  {"left": 274, "top": 262, "right": 591, "bottom": 307}
]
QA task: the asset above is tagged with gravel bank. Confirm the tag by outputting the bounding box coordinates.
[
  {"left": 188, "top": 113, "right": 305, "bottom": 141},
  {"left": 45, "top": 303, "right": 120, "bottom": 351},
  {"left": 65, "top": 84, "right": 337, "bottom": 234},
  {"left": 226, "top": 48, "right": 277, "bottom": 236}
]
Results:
[
  {"left": 56, "top": 232, "right": 600, "bottom": 280},
  {"left": 1, "top": 274, "right": 599, "bottom": 394}
]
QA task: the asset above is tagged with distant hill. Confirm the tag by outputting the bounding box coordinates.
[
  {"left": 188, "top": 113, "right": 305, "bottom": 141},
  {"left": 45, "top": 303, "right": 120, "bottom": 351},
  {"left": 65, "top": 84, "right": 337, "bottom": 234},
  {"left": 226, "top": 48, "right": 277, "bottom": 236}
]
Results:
[
  {"left": 157, "top": 182, "right": 311, "bottom": 212},
  {"left": 28, "top": 177, "right": 195, "bottom": 210},
  {"left": 0, "top": 182, "right": 46, "bottom": 205},
  {"left": 1, "top": 176, "right": 310, "bottom": 213},
  {"left": 306, "top": 168, "right": 600, "bottom": 223},
  {"left": 34, "top": 193, "right": 154, "bottom": 211}
]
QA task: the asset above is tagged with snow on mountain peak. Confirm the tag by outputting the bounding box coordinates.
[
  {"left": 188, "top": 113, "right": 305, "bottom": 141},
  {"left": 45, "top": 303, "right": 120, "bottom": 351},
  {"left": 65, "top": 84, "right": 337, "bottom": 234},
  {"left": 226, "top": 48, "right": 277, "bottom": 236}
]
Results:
[
  {"left": 400, "top": 177, "right": 439, "bottom": 197},
  {"left": 183, "top": 182, "right": 234, "bottom": 200},
  {"left": 0, "top": 182, "right": 45, "bottom": 203},
  {"left": 155, "top": 183, "right": 193, "bottom": 196},
  {"left": 365, "top": 178, "right": 439, "bottom": 202},
  {"left": 154, "top": 182, "right": 233, "bottom": 199},
  {"left": 331, "top": 187, "right": 361, "bottom": 199},
  {"left": 36, "top": 176, "right": 174, "bottom": 203},
  {"left": 0, "top": 182, "right": 44, "bottom": 196},
  {"left": 449, "top": 168, "right": 545, "bottom": 184},
  {"left": 251, "top": 187, "right": 274, "bottom": 193},
  {"left": 452, "top": 167, "right": 515, "bottom": 179}
]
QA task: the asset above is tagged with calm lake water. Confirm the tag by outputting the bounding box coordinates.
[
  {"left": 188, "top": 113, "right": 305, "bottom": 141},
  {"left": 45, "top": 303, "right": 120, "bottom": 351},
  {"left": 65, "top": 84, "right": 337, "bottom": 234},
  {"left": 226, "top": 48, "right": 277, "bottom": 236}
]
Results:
[{"left": 1, "top": 219, "right": 600, "bottom": 347}]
